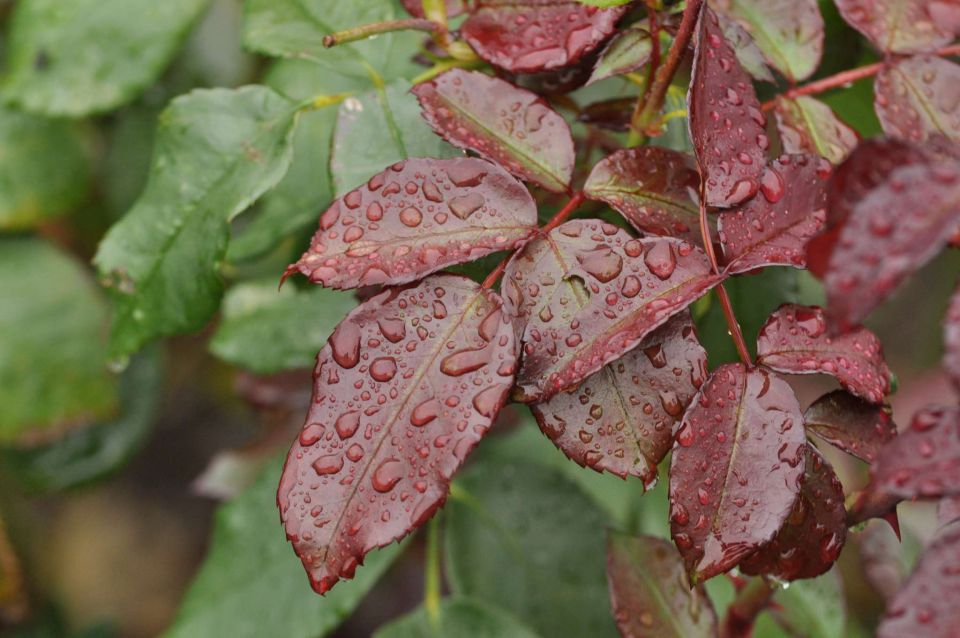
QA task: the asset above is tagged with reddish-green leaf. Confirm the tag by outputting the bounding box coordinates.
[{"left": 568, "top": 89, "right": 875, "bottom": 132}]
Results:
[
  {"left": 460, "top": 1, "right": 628, "bottom": 73},
  {"left": 531, "top": 312, "right": 707, "bottom": 485},
  {"left": 413, "top": 69, "right": 575, "bottom": 193},
  {"left": 584, "top": 147, "right": 704, "bottom": 244},
  {"left": 835, "top": 0, "right": 960, "bottom": 53},
  {"left": 669, "top": 364, "right": 806, "bottom": 583},
  {"left": 278, "top": 274, "right": 516, "bottom": 594},
  {"left": 804, "top": 390, "right": 898, "bottom": 463},
  {"left": 503, "top": 219, "right": 722, "bottom": 403},
  {"left": 756, "top": 304, "right": 892, "bottom": 403},
  {"left": 606, "top": 532, "right": 718, "bottom": 638},
  {"left": 774, "top": 96, "right": 859, "bottom": 164},
  {"left": 689, "top": 6, "right": 769, "bottom": 208},
  {"left": 587, "top": 27, "right": 653, "bottom": 85},
  {"left": 290, "top": 157, "right": 538, "bottom": 290},
  {"left": 577, "top": 96, "right": 634, "bottom": 132},
  {"left": 877, "top": 521, "right": 960, "bottom": 637},
  {"left": 875, "top": 56, "right": 960, "bottom": 144},
  {"left": 946, "top": 282, "right": 960, "bottom": 390},
  {"left": 715, "top": 11, "right": 775, "bottom": 82},
  {"left": 824, "top": 158, "right": 960, "bottom": 331},
  {"left": 718, "top": 154, "right": 830, "bottom": 274},
  {"left": 740, "top": 444, "right": 847, "bottom": 580}
]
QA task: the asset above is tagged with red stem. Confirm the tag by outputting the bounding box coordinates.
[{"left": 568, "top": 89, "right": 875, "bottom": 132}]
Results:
[
  {"left": 761, "top": 43, "right": 960, "bottom": 110},
  {"left": 644, "top": 6, "right": 661, "bottom": 94},
  {"left": 720, "top": 578, "right": 776, "bottom": 638},
  {"left": 482, "top": 191, "right": 585, "bottom": 290}
]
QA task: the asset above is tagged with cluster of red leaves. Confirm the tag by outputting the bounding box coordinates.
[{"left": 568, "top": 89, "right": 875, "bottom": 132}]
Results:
[{"left": 277, "top": 0, "right": 960, "bottom": 635}]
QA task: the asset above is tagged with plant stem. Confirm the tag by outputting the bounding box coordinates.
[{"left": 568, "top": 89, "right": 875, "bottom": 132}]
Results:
[
  {"left": 481, "top": 191, "right": 585, "bottom": 290},
  {"left": 761, "top": 42, "right": 960, "bottom": 110},
  {"left": 411, "top": 58, "right": 484, "bottom": 85},
  {"left": 720, "top": 577, "right": 776, "bottom": 638},
  {"left": 323, "top": 19, "right": 440, "bottom": 48},
  {"left": 424, "top": 515, "right": 442, "bottom": 628}
]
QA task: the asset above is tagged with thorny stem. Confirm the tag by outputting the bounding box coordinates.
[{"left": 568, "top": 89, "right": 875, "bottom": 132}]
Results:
[
  {"left": 720, "top": 577, "right": 776, "bottom": 638},
  {"left": 424, "top": 515, "right": 442, "bottom": 627},
  {"left": 322, "top": 19, "right": 441, "bottom": 48},
  {"left": 481, "top": 191, "right": 586, "bottom": 290},
  {"left": 761, "top": 42, "right": 960, "bottom": 111}
]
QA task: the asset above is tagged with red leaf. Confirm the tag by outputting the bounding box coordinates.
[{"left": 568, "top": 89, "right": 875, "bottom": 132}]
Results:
[
  {"left": 503, "top": 219, "right": 722, "bottom": 403},
  {"left": 740, "top": 444, "right": 847, "bottom": 581},
  {"left": 946, "top": 282, "right": 960, "bottom": 390},
  {"left": 860, "top": 520, "right": 908, "bottom": 602},
  {"left": 606, "top": 532, "right": 718, "bottom": 638},
  {"left": 714, "top": 11, "right": 775, "bottom": 83},
  {"left": 875, "top": 55, "right": 960, "bottom": 144},
  {"left": 531, "top": 312, "right": 707, "bottom": 485},
  {"left": 718, "top": 155, "right": 831, "bottom": 275},
  {"left": 669, "top": 364, "right": 806, "bottom": 583},
  {"left": 584, "top": 147, "right": 704, "bottom": 244},
  {"left": 290, "top": 157, "right": 538, "bottom": 290},
  {"left": 939, "top": 495, "right": 960, "bottom": 526},
  {"left": 804, "top": 390, "right": 897, "bottom": 463},
  {"left": 577, "top": 97, "right": 634, "bottom": 132},
  {"left": 688, "top": 6, "right": 769, "bottom": 208},
  {"left": 460, "top": 1, "right": 627, "bottom": 74},
  {"left": 278, "top": 274, "right": 516, "bottom": 594},
  {"left": 774, "top": 96, "right": 859, "bottom": 165},
  {"left": 877, "top": 521, "right": 960, "bottom": 638},
  {"left": 756, "top": 304, "right": 892, "bottom": 404},
  {"left": 824, "top": 158, "right": 960, "bottom": 331},
  {"left": 401, "top": 0, "right": 465, "bottom": 18},
  {"left": 413, "top": 69, "right": 575, "bottom": 193},
  {"left": 835, "top": 0, "right": 960, "bottom": 53}
]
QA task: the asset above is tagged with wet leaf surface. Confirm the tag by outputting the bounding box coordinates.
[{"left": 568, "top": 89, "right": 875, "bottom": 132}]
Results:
[
  {"left": 824, "top": 157, "right": 960, "bottom": 331},
  {"left": 460, "top": 1, "right": 628, "bottom": 73},
  {"left": 875, "top": 56, "right": 960, "bottom": 144},
  {"left": 946, "top": 283, "right": 960, "bottom": 390},
  {"left": 756, "top": 304, "right": 891, "bottom": 403},
  {"left": 718, "top": 154, "right": 830, "bottom": 274},
  {"left": 740, "top": 445, "right": 846, "bottom": 580},
  {"left": 804, "top": 390, "right": 897, "bottom": 463},
  {"left": 774, "top": 97, "right": 859, "bottom": 165},
  {"left": 877, "top": 521, "right": 960, "bottom": 637},
  {"left": 714, "top": 11, "right": 775, "bottom": 82},
  {"left": 587, "top": 27, "right": 653, "bottom": 85},
  {"left": 278, "top": 275, "right": 516, "bottom": 594},
  {"left": 584, "top": 147, "right": 704, "bottom": 244},
  {"left": 291, "top": 157, "right": 538, "bottom": 290},
  {"left": 606, "top": 531, "right": 718, "bottom": 638},
  {"left": 531, "top": 312, "right": 707, "bottom": 485},
  {"left": 413, "top": 69, "right": 575, "bottom": 193},
  {"left": 835, "top": 0, "right": 960, "bottom": 53},
  {"left": 503, "top": 219, "right": 721, "bottom": 403},
  {"left": 689, "top": 6, "right": 769, "bottom": 208},
  {"left": 668, "top": 364, "right": 806, "bottom": 583}
]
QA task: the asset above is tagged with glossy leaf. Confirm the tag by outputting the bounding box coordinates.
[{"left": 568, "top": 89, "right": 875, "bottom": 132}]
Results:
[
  {"left": 804, "top": 390, "right": 897, "bottom": 463},
  {"left": 877, "top": 521, "right": 960, "bottom": 637},
  {"left": 0, "top": 0, "right": 207, "bottom": 116},
  {"left": 167, "top": 457, "right": 406, "bottom": 638},
  {"left": 835, "top": 0, "right": 960, "bottom": 53},
  {"left": 0, "top": 238, "right": 118, "bottom": 445},
  {"left": 460, "top": 1, "right": 628, "bottom": 73},
  {"left": 712, "top": 0, "right": 824, "bottom": 82},
  {"left": 740, "top": 445, "right": 846, "bottom": 580},
  {"left": 946, "top": 283, "right": 960, "bottom": 390},
  {"left": 587, "top": 28, "right": 653, "bottom": 85},
  {"left": 531, "top": 312, "right": 708, "bottom": 484},
  {"left": 94, "top": 86, "right": 298, "bottom": 359},
  {"left": 756, "top": 304, "right": 892, "bottom": 403},
  {"left": 718, "top": 154, "right": 830, "bottom": 275},
  {"left": 668, "top": 364, "right": 806, "bottom": 583},
  {"left": 689, "top": 7, "right": 769, "bottom": 208},
  {"left": 875, "top": 56, "right": 960, "bottom": 144},
  {"left": 824, "top": 157, "right": 960, "bottom": 331},
  {"left": 372, "top": 598, "right": 541, "bottom": 638},
  {"left": 413, "top": 69, "right": 574, "bottom": 193},
  {"left": 606, "top": 532, "right": 717, "bottom": 638},
  {"left": 290, "top": 157, "right": 537, "bottom": 290},
  {"left": 714, "top": 12, "right": 775, "bottom": 83},
  {"left": 279, "top": 275, "right": 516, "bottom": 594},
  {"left": 774, "top": 96, "right": 859, "bottom": 165},
  {"left": 503, "top": 219, "right": 721, "bottom": 403},
  {"left": 584, "top": 147, "right": 704, "bottom": 243}
]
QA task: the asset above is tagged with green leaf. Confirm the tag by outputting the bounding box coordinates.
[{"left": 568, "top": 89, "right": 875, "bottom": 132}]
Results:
[
  {"left": 445, "top": 439, "right": 618, "bottom": 638},
  {"left": 94, "top": 86, "right": 299, "bottom": 360},
  {"left": 243, "top": 0, "right": 421, "bottom": 81},
  {"left": 0, "top": 350, "right": 160, "bottom": 493},
  {"left": 373, "top": 598, "right": 544, "bottom": 638},
  {"left": 587, "top": 28, "right": 653, "bottom": 85},
  {"left": 0, "top": 237, "right": 118, "bottom": 445},
  {"left": 330, "top": 79, "right": 459, "bottom": 194},
  {"left": 1, "top": 0, "right": 209, "bottom": 117},
  {"left": 210, "top": 280, "right": 357, "bottom": 374},
  {"left": 754, "top": 569, "right": 847, "bottom": 638},
  {"left": 164, "top": 456, "right": 406, "bottom": 638},
  {"left": 0, "top": 107, "right": 91, "bottom": 230}
]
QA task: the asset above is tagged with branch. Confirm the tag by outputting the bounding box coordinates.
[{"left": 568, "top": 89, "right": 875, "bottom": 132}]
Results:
[
  {"left": 720, "top": 577, "right": 777, "bottom": 638},
  {"left": 323, "top": 19, "right": 440, "bottom": 48}
]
